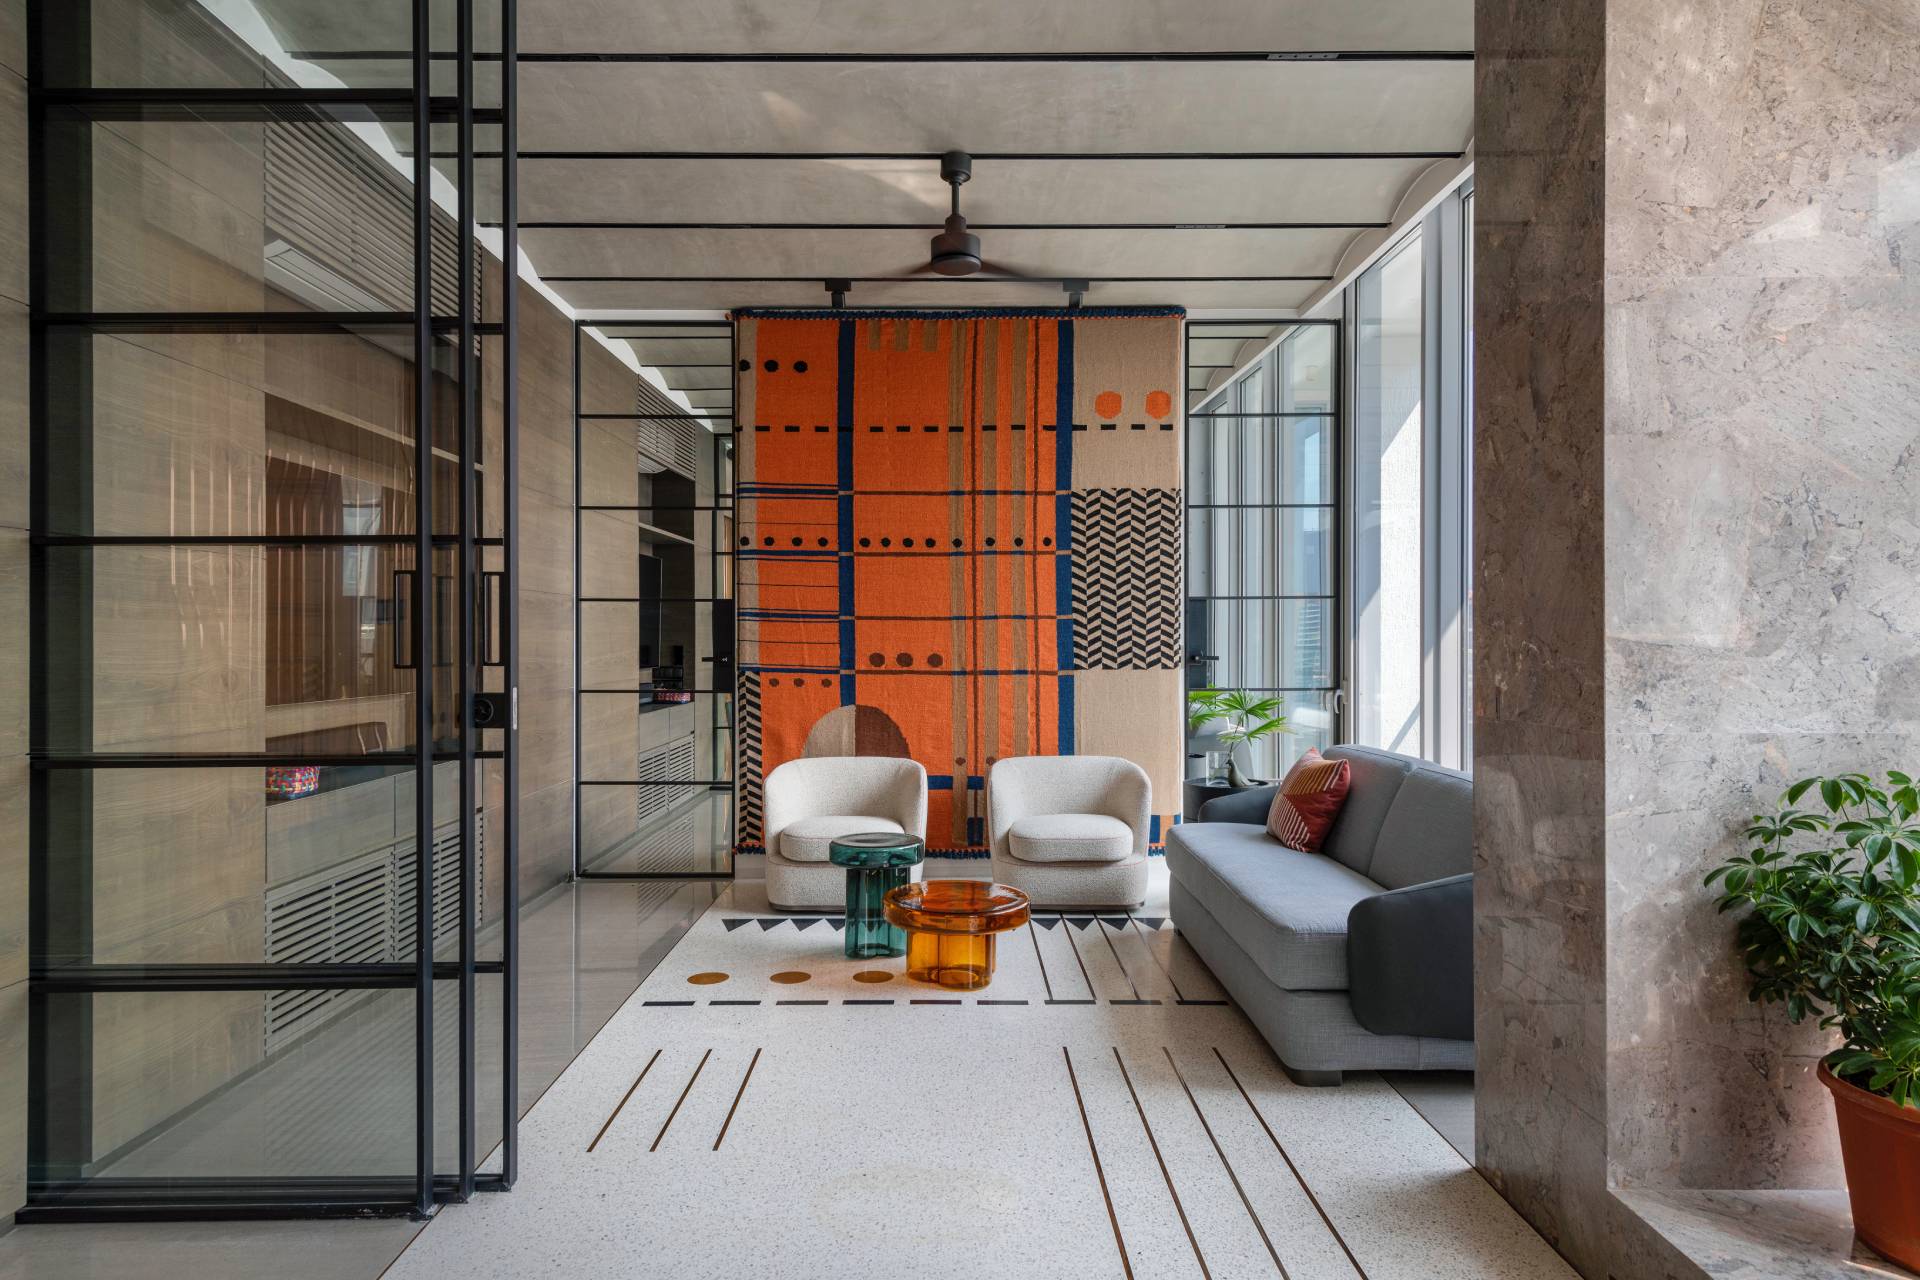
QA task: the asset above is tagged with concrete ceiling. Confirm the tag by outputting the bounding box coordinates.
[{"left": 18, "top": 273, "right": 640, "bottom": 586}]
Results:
[{"left": 255, "top": 0, "right": 1474, "bottom": 316}]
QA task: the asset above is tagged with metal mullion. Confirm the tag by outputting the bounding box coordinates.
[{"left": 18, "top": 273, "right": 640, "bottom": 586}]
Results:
[
  {"left": 454, "top": 0, "right": 479, "bottom": 1204},
  {"left": 409, "top": 0, "right": 436, "bottom": 1222},
  {"left": 499, "top": 0, "right": 521, "bottom": 1190},
  {"left": 40, "top": 314, "right": 503, "bottom": 334},
  {"left": 35, "top": 752, "right": 495, "bottom": 769},
  {"left": 33, "top": 962, "right": 506, "bottom": 993},
  {"left": 571, "top": 320, "right": 583, "bottom": 879}
]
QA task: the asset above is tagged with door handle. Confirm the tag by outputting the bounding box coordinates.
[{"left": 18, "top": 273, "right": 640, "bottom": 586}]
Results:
[
  {"left": 392, "top": 569, "right": 416, "bottom": 669},
  {"left": 478, "top": 571, "right": 505, "bottom": 667}
]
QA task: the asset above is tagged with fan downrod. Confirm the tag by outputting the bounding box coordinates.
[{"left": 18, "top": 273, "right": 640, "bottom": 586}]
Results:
[{"left": 929, "top": 150, "right": 982, "bottom": 276}]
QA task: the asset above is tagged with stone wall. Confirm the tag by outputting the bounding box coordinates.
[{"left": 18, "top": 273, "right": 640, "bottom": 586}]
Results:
[{"left": 1476, "top": 0, "right": 1920, "bottom": 1275}]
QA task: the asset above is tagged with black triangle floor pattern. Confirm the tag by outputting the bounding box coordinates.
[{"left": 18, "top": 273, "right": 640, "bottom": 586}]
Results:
[{"left": 721, "top": 916, "right": 1169, "bottom": 933}]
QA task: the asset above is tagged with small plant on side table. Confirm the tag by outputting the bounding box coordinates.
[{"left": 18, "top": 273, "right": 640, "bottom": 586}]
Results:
[{"left": 1186, "top": 688, "right": 1289, "bottom": 789}]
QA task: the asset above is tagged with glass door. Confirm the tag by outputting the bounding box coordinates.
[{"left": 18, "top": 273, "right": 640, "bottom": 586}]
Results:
[
  {"left": 26, "top": 0, "right": 518, "bottom": 1219},
  {"left": 571, "top": 321, "right": 736, "bottom": 879},
  {"left": 1183, "top": 320, "right": 1342, "bottom": 783}
]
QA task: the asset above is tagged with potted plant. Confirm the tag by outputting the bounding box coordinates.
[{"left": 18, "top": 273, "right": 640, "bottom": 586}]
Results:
[
  {"left": 1186, "top": 688, "right": 1289, "bottom": 788},
  {"left": 1705, "top": 770, "right": 1920, "bottom": 1271}
]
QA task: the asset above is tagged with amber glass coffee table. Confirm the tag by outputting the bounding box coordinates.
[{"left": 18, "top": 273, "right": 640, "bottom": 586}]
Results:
[{"left": 882, "top": 881, "right": 1031, "bottom": 991}]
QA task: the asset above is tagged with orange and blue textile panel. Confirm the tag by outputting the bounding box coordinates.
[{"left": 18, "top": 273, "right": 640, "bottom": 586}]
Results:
[{"left": 733, "top": 308, "right": 1184, "bottom": 855}]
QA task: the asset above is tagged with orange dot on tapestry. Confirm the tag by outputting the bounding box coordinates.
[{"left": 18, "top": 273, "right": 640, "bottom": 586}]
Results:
[{"left": 732, "top": 308, "right": 1184, "bottom": 856}]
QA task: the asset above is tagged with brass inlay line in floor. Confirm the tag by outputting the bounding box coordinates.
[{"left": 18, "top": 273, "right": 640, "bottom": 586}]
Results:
[
  {"left": 651, "top": 1048, "right": 713, "bottom": 1152},
  {"left": 1163, "top": 1047, "right": 1288, "bottom": 1278},
  {"left": 1213, "top": 1047, "right": 1369, "bottom": 1280},
  {"left": 1113, "top": 1046, "right": 1211, "bottom": 1279},
  {"left": 1058, "top": 914, "right": 1098, "bottom": 992},
  {"left": 1127, "top": 914, "right": 1188, "bottom": 1001},
  {"left": 588, "top": 1048, "right": 661, "bottom": 1153},
  {"left": 1027, "top": 921, "right": 1057, "bottom": 1000},
  {"left": 1098, "top": 921, "right": 1146, "bottom": 1000},
  {"left": 1063, "top": 1046, "right": 1133, "bottom": 1280},
  {"left": 712, "top": 1048, "right": 761, "bottom": 1151}
]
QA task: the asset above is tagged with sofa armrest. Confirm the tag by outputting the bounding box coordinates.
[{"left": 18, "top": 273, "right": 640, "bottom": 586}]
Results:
[
  {"left": 1197, "top": 785, "right": 1278, "bottom": 825},
  {"left": 1346, "top": 873, "right": 1473, "bottom": 1041}
]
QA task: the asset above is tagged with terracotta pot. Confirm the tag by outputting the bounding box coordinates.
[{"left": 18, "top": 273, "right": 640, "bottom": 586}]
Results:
[{"left": 1819, "top": 1059, "right": 1920, "bottom": 1272}]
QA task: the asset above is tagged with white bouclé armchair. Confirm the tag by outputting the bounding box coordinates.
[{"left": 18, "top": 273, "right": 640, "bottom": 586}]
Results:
[
  {"left": 987, "top": 755, "right": 1151, "bottom": 909},
  {"left": 762, "top": 757, "right": 928, "bottom": 911}
]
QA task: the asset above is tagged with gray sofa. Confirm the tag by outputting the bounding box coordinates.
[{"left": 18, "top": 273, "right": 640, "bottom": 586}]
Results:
[{"left": 1165, "top": 745, "right": 1472, "bottom": 1085}]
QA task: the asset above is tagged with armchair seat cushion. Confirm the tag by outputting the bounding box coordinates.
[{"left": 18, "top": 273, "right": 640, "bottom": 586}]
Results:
[
  {"left": 1164, "top": 822, "right": 1382, "bottom": 991},
  {"left": 779, "top": 815, "right": 905, "bottom": 862},
  {"left": 1008, "top": 813, "right": 1134, "bottom": 863}
]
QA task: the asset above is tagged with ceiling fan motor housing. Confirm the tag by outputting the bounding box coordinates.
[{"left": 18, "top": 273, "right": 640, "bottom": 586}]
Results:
[{"left": 930, "top": 214, "right": 982, "bottom": 275}]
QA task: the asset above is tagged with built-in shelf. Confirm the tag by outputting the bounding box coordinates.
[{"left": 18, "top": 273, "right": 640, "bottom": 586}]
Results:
[{"left": 636, "top": 520, "right": 694, "bottom": 547}]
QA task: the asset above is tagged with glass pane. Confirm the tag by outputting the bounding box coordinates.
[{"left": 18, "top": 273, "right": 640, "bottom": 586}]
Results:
[
  {"left": 1206, "top": 599, "right": 1334, "bottom": 693},
  {"left": 581, "top": 788, "right": 734, "bottom": 876},
  {"left": 1279, "top": 325, "right": 1336, "bottom": 414},
  {"left": 43, "top": 113, "right": 437, "bottom": 315},
  {"left": 1280, "top": 416, "right": 1334, "bottom": 506},
  {"left": 42, "top": 329, "right": 432, "bottom": 539},
  {"left": 38, "top": 544, "right": 440, "bottom": 754},
  {"left": 32, "top": 986, "right": 416, "bottom": 1184},
  {"left": 1233, "top": 508, "right": 1333, "bottom": 597},
  {"left": 434, "top": 973, "right": 507, "bottom": 1178},
  {"left": 580, "top": 692, "right": 732, "bottom": 785},
  {"left": 29, "top": 760, "right": 496, "bottom": 969},
  {"left": 45, "top": 0, "right": 416, "bottom": 90},
  {"left": 1353, "top": 232, "right": 1425, "bottom": 754}
]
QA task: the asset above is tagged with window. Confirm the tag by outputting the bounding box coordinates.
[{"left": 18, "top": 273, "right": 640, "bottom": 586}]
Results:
[
  {"left": 1185, "top": 321, "right": 1341, "bottom": 782},
  {"left": 1351, "top": 233, "right": 1426, "bottom": 756},
  {"left": 1341, "top": 180, "right": 1475, "bottom": 770}
]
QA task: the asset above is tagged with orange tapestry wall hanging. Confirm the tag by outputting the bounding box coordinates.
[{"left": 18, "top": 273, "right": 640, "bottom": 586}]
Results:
[{"left": 733, "top": 308, "right": 1184, "bottom": 855}]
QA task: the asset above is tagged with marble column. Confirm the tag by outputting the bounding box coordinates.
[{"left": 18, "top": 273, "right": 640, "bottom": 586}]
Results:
[{"left": 1476, "top": 1, "right": 1920, "bottom": 1276}]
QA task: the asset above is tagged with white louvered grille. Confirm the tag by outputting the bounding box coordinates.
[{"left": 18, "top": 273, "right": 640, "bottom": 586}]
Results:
[
  {"left": 635, "top": 417, "right": 697, "bottom": 479},
  {"left": 635, "top": 736, "right": 702, "bottom": 825},
  {"left": 263, "top": 123, "right": 472, "bottom": 320},
  {"left": 263, "top": 816, "right": 484, "bottom": 1055}
]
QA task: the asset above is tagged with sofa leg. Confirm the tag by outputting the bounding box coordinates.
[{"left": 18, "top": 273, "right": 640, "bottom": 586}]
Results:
[{"left": 1281, "top": 1063, "right": 1343, "bottom": 1087}]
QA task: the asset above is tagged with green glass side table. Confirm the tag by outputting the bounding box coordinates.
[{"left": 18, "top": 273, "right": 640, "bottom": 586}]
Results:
[{"left": 829, "top": 833, "right": 925, "bottom": 960}]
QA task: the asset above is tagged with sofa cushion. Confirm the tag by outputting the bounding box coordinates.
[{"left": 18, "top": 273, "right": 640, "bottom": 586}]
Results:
[
  {"left": 1264, "top": 749, "right": 1352, "bottom": 852},
  {"left": 1367, "top": 765, "right": 1473, "bottom": 890},
  {"left": 1008, "top": 813, "right": 1133, "bottom": 863},
  {"left": 779, "top": 815, "right": 905, "bottom": 862},
  {"left": 1164, "top": 822, "right": 1383, "bottom": 991},
  {"left": 1320, "top": 746, "right": 1417, "bottom": 875}
]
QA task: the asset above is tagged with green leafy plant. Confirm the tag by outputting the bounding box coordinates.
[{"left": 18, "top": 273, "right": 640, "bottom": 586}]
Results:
[
  {"left": 1186, "top": 688, "right": 1288, "bottom": 786},
  {"left": 1706, "top": 771, "right": 1920, "bottom": 1107}
]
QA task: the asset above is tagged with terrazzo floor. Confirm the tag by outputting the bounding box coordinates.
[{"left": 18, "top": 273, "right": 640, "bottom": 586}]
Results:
[{"left": 383, "top": 875, "right": 1577, "bottom": 1279}]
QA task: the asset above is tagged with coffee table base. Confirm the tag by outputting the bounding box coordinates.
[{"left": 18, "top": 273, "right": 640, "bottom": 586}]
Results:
[
  {"left": 903, "top": 930, "right": 999, "bottom": 990},
  {"left": 844, "top": 865, "right": 910, "bottom": 959}
]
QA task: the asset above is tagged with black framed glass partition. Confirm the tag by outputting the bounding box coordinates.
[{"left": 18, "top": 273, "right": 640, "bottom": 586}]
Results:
[
  {"left": 1183, "top": 319, "right": 1342, "bottom": 782},
  {"left": 572, "top": 320, "right": 736, "bottom": 879},
  {"left": 27, "top": 0, "right": 518, "bottom": 1220}
]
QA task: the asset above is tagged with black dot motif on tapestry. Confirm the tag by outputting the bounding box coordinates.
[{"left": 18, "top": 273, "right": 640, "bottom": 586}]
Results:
[{"left": 1069, "top": 488, "right": 1183, "bottom": 670}]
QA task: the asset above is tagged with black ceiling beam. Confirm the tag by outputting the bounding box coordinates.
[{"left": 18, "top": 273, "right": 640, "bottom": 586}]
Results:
[
  {"left": 513, "top": 149, "right": 1460, "bottom": 161},
  {"left": 288, "top": 50, "right": 1473, "bottom": 64},
  {"left": 500, "top": 219, "right": 1386, "bottom": 231},
  {"left": 544, "top": 274, "right": 1329, "bottom": 284}
]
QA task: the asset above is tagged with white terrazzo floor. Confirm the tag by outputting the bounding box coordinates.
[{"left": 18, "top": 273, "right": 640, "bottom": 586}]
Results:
[{"left": 384, "top": 875, "right": 1576, "bottom": 1280}]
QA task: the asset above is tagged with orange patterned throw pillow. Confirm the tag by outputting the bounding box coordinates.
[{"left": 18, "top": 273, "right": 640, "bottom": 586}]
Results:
[{"left": 1264, "top": 749, "right": 1352, "bottom": 852}]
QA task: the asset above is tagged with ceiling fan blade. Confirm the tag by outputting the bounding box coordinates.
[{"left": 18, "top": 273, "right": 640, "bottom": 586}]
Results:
[{"left": 975, "top": 260, "right": 1056, "bottom": 282}]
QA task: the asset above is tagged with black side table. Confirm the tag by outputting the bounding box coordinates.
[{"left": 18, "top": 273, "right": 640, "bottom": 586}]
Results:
[{"left": 1183, "top": 779, "right": 1266, "bottom": 822}]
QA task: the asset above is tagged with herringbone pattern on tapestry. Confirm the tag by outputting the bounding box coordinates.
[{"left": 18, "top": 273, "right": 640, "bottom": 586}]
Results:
[
  {"left": 1070, "top": 488, "right": 1182, "bottom": 669},
  {"left": 737, "top": 670, "right": 764, "bottom": 846}
]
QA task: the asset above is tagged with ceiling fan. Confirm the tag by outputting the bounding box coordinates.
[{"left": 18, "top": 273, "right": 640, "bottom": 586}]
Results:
[{"left": 823, "top": 151, "right": 1090, "bottom": 307}]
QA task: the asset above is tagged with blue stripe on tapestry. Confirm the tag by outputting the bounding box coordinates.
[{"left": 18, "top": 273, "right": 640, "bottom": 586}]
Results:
[
  {"left": 1150, "top": 815, "right": 1161, "bottom": 845},
  {"left": 837, "top": 318, "right": 857, "bottom": 705},
  {"left": 1054, "top": 317, "right": 1075, "bottom": 754}
]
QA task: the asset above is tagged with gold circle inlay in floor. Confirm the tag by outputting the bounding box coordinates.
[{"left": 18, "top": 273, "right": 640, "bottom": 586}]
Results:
[
  {"left": 686, "top": 972, "right": 729, "bottom": 985},
  {"left": 852, "top": 970, "right": 895, "bottom": 984},
  {"left": 770, "top": 971, "right": 812, "bottom": 984}
]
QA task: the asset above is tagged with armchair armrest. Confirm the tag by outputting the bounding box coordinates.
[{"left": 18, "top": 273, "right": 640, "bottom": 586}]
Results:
[
  {"left": 1197, "top": 785, "right": 1278, "bottom": 825},
  {"left": 1346, "top": 873, "right": 1473, "bottom": 1041}
]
